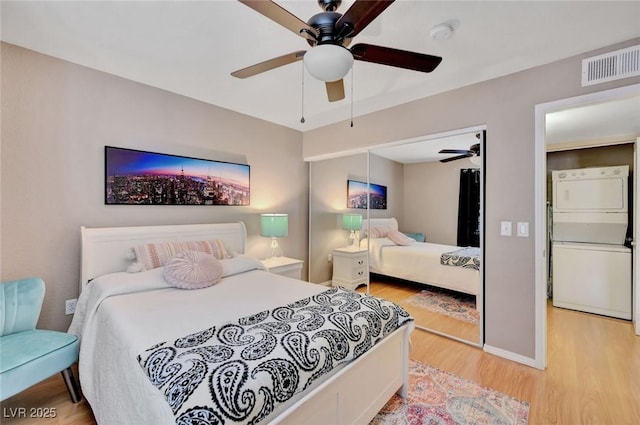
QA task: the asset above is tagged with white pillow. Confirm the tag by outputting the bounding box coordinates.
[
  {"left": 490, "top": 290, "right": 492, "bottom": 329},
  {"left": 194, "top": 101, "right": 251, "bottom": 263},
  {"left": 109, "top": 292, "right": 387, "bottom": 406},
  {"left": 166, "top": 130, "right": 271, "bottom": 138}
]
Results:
[
  {"left": 221, "top": 254, "right": 266, "bottom": 277},
  {"left": 362, "top": 226, "right": 390, "bottom": 239},
  {"left": 163, "top": 251, "right": 223, "bottom": 289},
  {"left": 387, "top": 230, "right": 415, "bottom": 246}
]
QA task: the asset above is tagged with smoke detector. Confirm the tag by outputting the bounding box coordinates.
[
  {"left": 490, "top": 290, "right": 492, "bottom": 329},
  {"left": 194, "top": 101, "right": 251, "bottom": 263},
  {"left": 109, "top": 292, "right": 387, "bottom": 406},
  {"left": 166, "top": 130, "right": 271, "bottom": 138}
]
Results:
[{"left": 430, "top": 23, "right": 454, "bottom": 41}]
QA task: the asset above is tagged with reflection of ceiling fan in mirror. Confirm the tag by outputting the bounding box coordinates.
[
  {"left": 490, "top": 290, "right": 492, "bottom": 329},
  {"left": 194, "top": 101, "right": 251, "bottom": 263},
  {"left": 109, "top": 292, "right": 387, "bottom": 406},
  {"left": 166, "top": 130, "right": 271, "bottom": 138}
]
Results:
[
  {"left": 439, "top": 133, "right": 481, "bottom": 163},
  {"left": 231, "top": 0, "right": 443, "bottom": 102}
]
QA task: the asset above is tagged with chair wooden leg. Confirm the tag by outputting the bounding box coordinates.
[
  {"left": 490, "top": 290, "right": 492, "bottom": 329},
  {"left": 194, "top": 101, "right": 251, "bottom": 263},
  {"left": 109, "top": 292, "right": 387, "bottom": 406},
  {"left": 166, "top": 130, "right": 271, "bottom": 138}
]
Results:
[{"left": 61, "top": 367, "right": 82, "bottom": 403}]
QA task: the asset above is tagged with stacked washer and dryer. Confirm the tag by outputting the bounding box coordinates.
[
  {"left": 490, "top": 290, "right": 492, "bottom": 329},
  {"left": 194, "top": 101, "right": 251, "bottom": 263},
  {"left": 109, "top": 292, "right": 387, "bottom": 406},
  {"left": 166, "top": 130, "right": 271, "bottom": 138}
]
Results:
[{"left": 551, "top": 165, "right": 632, "bottom": 320}]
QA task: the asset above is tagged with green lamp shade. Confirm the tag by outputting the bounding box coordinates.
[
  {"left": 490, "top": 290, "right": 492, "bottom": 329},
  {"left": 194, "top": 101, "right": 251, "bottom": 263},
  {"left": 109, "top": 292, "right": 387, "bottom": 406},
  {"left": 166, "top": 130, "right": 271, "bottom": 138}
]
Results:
[
  {"left": 342, "top": 213, "right": 362, "bottom": 231},
  {"left": 261, "top": 214, "right": 288, "bottom": 237}
]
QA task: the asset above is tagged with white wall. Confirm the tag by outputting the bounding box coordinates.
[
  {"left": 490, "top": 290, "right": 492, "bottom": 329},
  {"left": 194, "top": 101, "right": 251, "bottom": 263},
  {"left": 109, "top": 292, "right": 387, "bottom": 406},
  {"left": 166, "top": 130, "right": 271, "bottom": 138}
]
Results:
[{"left": 1, "top": 43, "right": 308, "bottom": 331}]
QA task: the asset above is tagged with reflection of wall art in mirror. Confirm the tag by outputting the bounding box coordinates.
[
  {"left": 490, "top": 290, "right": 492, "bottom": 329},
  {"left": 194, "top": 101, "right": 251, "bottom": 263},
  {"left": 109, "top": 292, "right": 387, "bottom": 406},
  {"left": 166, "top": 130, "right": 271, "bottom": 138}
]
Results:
[
  {"left": 347, "top": 179, "right": 387, "bottom": 209},
  {"left": 105, "top": 146, "right": 250, "bottom": 205}
]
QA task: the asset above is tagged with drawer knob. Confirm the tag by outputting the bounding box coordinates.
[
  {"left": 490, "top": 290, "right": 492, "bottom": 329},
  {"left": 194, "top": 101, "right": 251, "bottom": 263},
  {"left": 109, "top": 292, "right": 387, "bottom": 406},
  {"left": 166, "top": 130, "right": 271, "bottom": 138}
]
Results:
[{"left": 357, "top": 260, "right": 364, "bottom": 265}]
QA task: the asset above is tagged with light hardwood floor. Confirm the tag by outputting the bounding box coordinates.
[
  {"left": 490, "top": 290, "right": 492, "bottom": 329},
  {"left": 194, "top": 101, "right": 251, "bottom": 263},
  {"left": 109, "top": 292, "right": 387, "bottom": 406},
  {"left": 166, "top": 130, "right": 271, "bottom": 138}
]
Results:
[
  {"left": 367, "top": 278, "right": 480, "bottom": 343},
  {"left": 2, "top": 288, "right": 639, "bottom": 424}
]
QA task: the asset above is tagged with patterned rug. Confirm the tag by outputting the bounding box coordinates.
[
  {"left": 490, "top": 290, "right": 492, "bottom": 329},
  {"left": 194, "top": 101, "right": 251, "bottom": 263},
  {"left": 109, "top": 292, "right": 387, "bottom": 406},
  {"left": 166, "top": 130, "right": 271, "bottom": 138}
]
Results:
[
  {"left": 370, "top": 360, "right": 530, "bottom": 425},
  {"left": 400, "top": 288, "right": 479, "bottom": 324}
]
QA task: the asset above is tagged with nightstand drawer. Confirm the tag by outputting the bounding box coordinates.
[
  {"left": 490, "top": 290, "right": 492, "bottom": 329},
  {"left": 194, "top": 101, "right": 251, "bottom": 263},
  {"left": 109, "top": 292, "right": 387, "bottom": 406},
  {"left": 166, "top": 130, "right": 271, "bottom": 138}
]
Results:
[{"left": 345, "top": 265, "right": 367, "bottom": 280}]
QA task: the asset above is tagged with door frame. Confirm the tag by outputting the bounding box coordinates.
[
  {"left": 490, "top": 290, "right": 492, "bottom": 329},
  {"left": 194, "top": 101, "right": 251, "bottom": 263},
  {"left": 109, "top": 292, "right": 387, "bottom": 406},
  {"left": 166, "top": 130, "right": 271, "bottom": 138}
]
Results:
[
  {"left": 534, "top": 83, "right": 640, "bottom": 369},
  {"left": 635, "top": 138, "right": 640, "bottom": 335}
]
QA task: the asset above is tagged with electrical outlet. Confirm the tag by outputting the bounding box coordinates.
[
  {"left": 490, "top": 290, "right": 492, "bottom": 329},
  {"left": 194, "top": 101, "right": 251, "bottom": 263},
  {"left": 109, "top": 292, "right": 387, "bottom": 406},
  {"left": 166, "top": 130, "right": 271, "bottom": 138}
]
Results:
[{"left": 65, "top": 298, "right": 77, "bottom": 315}]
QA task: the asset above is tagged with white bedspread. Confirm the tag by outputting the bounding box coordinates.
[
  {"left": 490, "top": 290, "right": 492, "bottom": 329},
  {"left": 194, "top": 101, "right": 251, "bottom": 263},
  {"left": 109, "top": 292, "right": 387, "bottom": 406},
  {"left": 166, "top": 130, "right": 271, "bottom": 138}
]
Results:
[
  {"left": 68, "top": 256, "right": 331, "bottom": 425},
  {"left": 364, "top": 238, "right": 480, "bottom": 295}
]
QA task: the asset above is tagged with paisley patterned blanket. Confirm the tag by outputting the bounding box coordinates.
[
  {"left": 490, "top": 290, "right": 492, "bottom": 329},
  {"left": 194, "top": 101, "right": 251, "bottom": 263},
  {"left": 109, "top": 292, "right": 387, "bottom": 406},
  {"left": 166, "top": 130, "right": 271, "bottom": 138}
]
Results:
[
  {"left": 137, "top": 287, "right": 413, "bottom": 425},
  {"left": 440, "top": 247, "right": 481, "bottom": 271}
]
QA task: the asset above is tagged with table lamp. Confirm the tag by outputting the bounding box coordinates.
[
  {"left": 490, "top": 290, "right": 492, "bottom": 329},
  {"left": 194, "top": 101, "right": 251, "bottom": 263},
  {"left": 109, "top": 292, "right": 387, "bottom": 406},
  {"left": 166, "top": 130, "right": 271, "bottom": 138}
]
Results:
[
  {"left": 342, "top": 213, "right": 362, "bottom": 249},
  {"left": 261, "top": 213, "right": 288, "bottom": 259}
]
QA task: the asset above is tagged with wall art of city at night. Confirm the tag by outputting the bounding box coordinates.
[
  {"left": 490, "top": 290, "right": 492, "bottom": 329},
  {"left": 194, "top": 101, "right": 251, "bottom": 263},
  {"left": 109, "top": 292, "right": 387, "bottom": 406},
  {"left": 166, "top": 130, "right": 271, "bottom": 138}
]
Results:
[{"left": 105, "top": 146, "right": 250, "bottom": 206}]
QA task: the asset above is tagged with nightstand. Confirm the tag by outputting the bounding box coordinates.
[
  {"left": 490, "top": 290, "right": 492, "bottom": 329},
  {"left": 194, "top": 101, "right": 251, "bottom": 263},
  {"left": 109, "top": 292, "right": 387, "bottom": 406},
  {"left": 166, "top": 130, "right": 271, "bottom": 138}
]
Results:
[
  {"left": 260, "top": 257, "right": 304, "bottom": 280},
  {"left": 331, "top": 247, "right": 368, "bottom": 290}
]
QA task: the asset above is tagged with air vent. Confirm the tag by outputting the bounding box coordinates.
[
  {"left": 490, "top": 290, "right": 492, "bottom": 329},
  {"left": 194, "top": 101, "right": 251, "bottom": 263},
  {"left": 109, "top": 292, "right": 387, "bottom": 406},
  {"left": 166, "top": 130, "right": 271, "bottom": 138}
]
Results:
[{"left": 581, "top": 45, "right": 640, "bottom": 87}]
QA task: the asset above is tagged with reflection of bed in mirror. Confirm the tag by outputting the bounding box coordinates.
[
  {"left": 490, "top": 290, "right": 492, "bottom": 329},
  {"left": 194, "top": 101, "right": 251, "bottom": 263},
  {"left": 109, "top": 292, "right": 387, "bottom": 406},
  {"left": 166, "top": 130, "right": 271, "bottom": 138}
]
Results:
[{"left": 362, "top": 218, "right": 480, "bottom": 296}]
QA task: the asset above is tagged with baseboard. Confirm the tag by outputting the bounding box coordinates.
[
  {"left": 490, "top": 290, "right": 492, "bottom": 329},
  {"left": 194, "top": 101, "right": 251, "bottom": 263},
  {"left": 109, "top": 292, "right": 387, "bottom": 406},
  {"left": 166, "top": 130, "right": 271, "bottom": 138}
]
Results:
[{"left": 483, "top": 344, "right": 540, "bottom": 369}]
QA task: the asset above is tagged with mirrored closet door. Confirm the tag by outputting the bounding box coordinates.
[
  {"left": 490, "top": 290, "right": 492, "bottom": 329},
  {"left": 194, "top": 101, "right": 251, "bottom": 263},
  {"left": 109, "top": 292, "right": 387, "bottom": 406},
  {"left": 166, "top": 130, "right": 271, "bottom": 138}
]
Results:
[
  {"left": 308, "top": 152, "right": 369, "bottom": 289},
  {"left": 367, "top": 130, "right": 484, "bottom": 345},
  {"left": 308, "top": 129, "right": 484, "bottom": 346}
]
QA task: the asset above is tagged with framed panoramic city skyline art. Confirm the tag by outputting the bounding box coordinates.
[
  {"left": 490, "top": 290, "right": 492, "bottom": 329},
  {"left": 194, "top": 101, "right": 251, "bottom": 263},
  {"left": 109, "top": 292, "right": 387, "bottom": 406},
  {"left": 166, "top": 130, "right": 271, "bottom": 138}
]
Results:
[
  {"left": 347, "top": 179, "right": 387, "bottom": 209},
  {"left": 105, "top": 146, "right": 250, "bottom": 205}
]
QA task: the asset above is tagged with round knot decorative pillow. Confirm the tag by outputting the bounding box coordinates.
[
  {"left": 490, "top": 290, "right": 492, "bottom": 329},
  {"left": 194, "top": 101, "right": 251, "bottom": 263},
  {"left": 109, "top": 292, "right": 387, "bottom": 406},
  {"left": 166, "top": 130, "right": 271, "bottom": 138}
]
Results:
[{"left": 163, "top": 250, "right": 223, "bottom": 289}]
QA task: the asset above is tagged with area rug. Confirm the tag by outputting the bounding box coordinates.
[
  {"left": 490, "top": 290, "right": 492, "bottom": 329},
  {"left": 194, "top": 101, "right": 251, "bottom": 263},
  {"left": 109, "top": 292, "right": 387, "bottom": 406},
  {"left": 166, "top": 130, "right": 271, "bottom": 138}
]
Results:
[
  {"left": 370, "top": 360, "right": 530, "bottom": 425},
  {"left": 400, "top": 288, "right": 479, "bottom": 324}
]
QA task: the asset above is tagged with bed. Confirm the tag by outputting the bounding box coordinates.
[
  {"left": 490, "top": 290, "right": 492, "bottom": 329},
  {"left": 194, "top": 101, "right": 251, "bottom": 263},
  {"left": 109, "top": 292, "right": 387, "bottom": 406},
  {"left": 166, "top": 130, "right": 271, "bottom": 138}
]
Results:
[
  {"left": 362, "top": 218, "right": 480, "bottom": 296},
  {"left": 69, "top": 222, "right": 414, "bottom": 425}
]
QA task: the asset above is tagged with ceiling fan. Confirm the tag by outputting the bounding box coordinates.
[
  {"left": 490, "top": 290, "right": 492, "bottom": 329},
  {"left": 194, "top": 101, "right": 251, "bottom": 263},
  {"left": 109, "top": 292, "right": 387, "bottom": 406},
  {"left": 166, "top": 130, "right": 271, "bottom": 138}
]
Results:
[
  {"left": 439, "top": 140, "right": 481, "bottom": 163},
  {"left": 231, "top": 0, "right": 443, "bottom": 102}
]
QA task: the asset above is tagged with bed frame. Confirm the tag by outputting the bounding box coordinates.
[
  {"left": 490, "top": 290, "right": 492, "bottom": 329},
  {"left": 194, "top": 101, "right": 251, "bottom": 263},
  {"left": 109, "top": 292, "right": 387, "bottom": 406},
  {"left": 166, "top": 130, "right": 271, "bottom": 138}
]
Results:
[
  {"left": 80, "top": 222, "right": 247, "bottom": 291},
  {"left": 79, "top": 222, "right": 412, "bottom": 424}
]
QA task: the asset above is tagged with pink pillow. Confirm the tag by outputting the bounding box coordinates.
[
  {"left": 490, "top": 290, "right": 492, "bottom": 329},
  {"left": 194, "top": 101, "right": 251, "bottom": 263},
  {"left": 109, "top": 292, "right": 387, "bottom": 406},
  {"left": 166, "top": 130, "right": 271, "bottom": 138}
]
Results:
[
  {"left": 134, "top": 239, "right": 229, "bottom": 271},
  {"left": 387, "top": 230, "right": 415, "bottom": 246},
  {"left": 163, "top": 251, "right": 223, "bottom": 289}
]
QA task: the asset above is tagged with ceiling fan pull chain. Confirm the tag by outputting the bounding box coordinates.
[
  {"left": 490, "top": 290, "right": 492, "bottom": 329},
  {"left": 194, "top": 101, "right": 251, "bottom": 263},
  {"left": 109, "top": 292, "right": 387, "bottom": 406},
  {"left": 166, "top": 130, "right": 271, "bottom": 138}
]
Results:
[
  {"left": 350, "top": 65, "right": 354, "bottom": 128},
  {"left": 300, "top": 61, "right": 306, "bottom": 124}
]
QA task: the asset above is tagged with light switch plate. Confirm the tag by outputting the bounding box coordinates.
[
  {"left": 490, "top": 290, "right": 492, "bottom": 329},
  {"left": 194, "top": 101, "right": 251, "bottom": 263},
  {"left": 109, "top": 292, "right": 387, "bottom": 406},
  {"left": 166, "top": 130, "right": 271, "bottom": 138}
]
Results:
[
  {"left": 517, "top": 222, "right": 529, "bottom": 237},
  {"left": 500, "top": 221, "right": 512, "bottom": 236}
]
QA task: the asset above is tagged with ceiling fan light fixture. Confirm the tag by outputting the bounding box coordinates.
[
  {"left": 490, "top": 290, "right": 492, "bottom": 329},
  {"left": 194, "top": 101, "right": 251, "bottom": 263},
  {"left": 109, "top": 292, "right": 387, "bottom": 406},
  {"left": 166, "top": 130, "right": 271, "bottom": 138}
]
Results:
[{"left": 303, "top": 44, "right": 354, "bottom": 82}]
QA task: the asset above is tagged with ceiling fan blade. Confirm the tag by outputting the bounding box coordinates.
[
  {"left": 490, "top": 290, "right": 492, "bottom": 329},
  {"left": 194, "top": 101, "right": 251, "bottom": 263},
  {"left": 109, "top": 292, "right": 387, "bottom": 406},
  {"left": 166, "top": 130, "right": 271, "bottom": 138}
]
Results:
[
  {"left": 231, "top": 51, "right": 306, "bottom": 79},
  {"left": 326, "top": 80, "right": 345, "bottom": 102},
  {"left": 439, "top": 149, "right": 470, "bottom": 155},
  {"left": 336, "top": 0, "right": 395, "bottom": 38},
  {"left": 351, "top": 43, "right": 442, "bottom": 73},
  {"left": 440, "top": 153, "right": 472, "bottom": 163},
  {"left": 238, "top": 0, "right": 317, "bottom": 41}
]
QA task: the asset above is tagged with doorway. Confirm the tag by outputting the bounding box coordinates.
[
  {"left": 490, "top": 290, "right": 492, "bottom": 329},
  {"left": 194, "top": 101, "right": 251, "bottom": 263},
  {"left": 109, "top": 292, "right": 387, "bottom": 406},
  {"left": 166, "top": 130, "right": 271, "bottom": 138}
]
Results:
[{"left": 535, "top": 83, "right": 640, "bottom": 369}]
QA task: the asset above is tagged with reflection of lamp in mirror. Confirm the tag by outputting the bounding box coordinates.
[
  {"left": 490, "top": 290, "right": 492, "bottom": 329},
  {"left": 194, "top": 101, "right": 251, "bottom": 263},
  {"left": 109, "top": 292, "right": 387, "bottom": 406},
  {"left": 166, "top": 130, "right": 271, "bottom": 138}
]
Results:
[
  {"left": 260, "top": 214, "right": 288, "bottom": 259},
  {"left": 342, "top": 213, "right": 362, "bottom": 249}
]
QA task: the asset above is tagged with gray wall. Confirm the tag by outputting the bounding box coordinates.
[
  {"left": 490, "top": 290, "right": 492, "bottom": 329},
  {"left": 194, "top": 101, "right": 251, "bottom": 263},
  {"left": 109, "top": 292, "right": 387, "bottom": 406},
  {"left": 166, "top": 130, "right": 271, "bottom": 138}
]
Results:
[
  {"left": 403, "top": 158, "right": 479, "bottom": 246},
  {"left": 303, "top": 38, "right": 640, "bottom": 360},
  {"left": 309, "top": 153, "right": 367, "bottom": 284},
  {"left": 1, "top": 43, "right": 308, "bottom": 331}
]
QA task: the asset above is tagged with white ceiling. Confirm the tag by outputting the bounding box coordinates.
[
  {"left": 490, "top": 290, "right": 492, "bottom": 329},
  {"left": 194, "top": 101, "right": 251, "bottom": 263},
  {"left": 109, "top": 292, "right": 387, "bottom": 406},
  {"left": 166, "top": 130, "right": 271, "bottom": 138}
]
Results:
[
  {"left": 372, "top": 131, "right": 480, "bottom": 163},
  {"left": 545, "top": 96, "right": 640, "bottom": 146},
  {"left": 2, "top": 0, "right": 639, "bottom": 134}
]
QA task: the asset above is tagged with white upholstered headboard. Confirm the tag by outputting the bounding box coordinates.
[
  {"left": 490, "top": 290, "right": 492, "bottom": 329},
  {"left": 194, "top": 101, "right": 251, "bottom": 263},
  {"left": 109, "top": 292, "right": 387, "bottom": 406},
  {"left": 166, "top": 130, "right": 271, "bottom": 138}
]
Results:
[
  {"left": 362, "top": 217, "right": 399, "bottom": 233},
  {"left": 80, "top": 222, "right": 247, "bottom": 291}
]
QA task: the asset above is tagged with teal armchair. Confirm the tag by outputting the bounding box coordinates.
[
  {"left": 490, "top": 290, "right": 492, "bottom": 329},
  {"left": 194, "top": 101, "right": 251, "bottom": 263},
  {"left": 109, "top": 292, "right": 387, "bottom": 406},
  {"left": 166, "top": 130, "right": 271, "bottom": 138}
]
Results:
[{"left": 0, "top": 278, "right": 81, "bottom": 402}]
